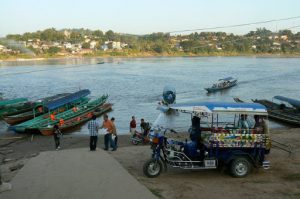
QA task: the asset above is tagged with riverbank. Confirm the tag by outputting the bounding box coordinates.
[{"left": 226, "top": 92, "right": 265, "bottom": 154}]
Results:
[
  {"left": 1, "top": 128, "right": 300, "bottom": 199},
  {"left": 1, "top": 52, "right": 300, "bottom": 62}
]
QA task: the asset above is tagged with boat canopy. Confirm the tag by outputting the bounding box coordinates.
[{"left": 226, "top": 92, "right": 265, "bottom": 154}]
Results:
[
  {"left": 45, "top": 89, "right": 90, "bottom": 110},
  {"left": 274, "top": 96, "right": 300, "bottom": 108},
  {"left": 218, "top": 77, "right": 235, "bottom": 81},
  {"left": 169, "top": 102, "right": 268, "bottom": 115}
]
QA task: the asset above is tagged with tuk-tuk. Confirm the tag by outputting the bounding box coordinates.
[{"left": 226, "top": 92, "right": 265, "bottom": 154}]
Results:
[{"left": 143, "top": 102, "right": 271, "bottom": 178}]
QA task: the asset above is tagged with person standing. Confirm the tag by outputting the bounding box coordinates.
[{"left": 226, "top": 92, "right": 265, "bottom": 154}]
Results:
[
  {"left": 140, "top": 118, "right": 150, "bottom": 137},
  {"left": 130, "top": 116, "right": 137, "bottom": 134},
  {"left": 101, "top": 114, "right": 116, "bottom": 151},
  {"left": 53, "top": 125, "right": 62, "bottom": 150},
  {"left": 88, "top": 115, "right": 99, "bottom": 151},
  {"left": 111, "top": 117, "right": 118, "bottom": 148}
]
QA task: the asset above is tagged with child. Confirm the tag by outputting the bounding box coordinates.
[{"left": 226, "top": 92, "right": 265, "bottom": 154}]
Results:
[{"left": 53, "top": 124, "right": 62, "bottom": 150}]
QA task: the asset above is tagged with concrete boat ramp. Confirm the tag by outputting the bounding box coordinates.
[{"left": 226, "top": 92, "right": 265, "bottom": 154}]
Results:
[{"left": 1, "top": 148, "right": 157, "bottom": 199}]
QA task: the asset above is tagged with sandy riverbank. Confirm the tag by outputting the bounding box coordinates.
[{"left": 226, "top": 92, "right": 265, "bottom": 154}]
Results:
[
  {"left": 1, "top": 128, "right": 300, "bottom": 199},
  {"left": 1, "top": 53, "right": 300, "bottom": 63}
]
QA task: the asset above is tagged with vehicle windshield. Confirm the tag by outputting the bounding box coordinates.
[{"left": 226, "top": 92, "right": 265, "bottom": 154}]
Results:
[{"left": 153, "top": 111, "right": 269, "bottom": 135}]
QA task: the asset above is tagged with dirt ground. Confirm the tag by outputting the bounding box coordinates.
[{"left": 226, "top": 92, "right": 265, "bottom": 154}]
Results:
[
  {"left": 111, "top": 129, "right": 300, "bottom": 199},
  {"left": 1, "top": 129, "right": 300, "bottom": 199}
]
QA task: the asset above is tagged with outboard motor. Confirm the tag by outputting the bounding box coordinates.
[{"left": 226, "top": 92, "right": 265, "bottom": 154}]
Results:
[{"left": 162, "top": 85, "right": 176, "bottom": 105}]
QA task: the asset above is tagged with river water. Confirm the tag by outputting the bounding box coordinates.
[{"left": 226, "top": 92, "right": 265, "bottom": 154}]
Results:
[{"left": 1, "top": 57, "right": 300, "bottom": 135}]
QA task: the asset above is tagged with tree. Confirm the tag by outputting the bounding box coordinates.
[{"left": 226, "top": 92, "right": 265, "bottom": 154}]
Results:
[
  {"left": 92, "top": 30, "right": 104, "bottom": 37},
  {"left": 40, "top": 28, "right": 64, "bottom": 42},
  {"left": 105, "top": 30, "right": 115, "bottom": 41},
  {"left": 47, "top": 47, "right": 61, "bottom": 54},
  {"left": 82, "top": 42, "right": 90, "bottom": 49},
  {"left": 69, "top": 32, "right": 83, "bottom": 43}
]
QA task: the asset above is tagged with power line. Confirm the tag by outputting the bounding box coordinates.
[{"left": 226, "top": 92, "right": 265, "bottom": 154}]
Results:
[
  {"left": 180, "top": 24, "right": 300, "bottom": 50},
  {"left": 168, "top": 16, "right": 300, "bottom": 34}
]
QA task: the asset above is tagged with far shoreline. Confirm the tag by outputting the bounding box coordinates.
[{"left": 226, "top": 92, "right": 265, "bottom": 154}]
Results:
[{"left": 1, "top": 53, "right": 300, "bottom": 63}]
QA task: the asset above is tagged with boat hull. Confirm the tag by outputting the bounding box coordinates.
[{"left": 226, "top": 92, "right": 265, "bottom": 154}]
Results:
[
  {"left": 39, "top": 103, "right": 112, "bottom": 136},
  {"left": 205, "top": 80, "right": 237, "bottom": 93},
  {"left": 253, "top": 99, "right": 300, "bottom": 126}
]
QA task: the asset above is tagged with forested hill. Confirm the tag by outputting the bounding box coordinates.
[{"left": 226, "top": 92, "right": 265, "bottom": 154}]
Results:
[{"left": 1, "top": 28, "right": 300, "bottom": 58}]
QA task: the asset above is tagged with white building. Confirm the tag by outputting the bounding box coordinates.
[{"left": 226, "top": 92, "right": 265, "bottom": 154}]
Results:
[
  {"left": 90, "top": 41, "right": 97, "bottom": 49},
  {"left": 64, "top": 43, "right": 72, "bottom": 49},
  {"left": 112, "top": 41, "right": 121, "bottom": 50}
]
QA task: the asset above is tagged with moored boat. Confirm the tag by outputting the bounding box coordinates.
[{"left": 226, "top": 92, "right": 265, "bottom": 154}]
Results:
[
  {"left": 11, "top": 89, "right": 92, "bottom": 133},
  {"left": 252, "top": 96, "right": 300, "bottom": 126},
  {"left": 205, "top": 77, "right": 237, "bottom": 93},
  {"left": 2, "top": 93, "right": 79, "bottom": 125},
  {"left": 39, "top": 102, "right": 112, "bottom": 135},
  {"left": 0, "top": 98, "right": 31, "bottom": 118}
]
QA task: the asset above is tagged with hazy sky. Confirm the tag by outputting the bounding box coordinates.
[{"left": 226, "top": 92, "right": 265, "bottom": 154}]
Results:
[{"left": 1, "top": 0, "right": 300, "bottom": 36}]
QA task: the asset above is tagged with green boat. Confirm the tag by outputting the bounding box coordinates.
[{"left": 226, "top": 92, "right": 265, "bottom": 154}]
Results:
[
  {"left": 0, "top": 98, "right": 28, "bottom": 107},
  {"left": 0, "top": 98, "right": 31, "bottom": 118},
  {"left": 11, "top": 89, "right": 93, "bottom": 133},
  {"left": 12, "top": 94, "right": 108, "bottom": 134},
  {"left": 39, "top": 98, "right": 112, "bottom": 135},
  {"left": 2, "top": 92, "right": 82, "bottom": 125}
]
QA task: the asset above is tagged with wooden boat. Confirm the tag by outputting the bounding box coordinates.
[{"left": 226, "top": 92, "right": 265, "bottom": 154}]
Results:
[
  {"left": 252, "top": 96, "right": 300, "bottom": 126},
  {"left": 205, "top": 77, "right": 237, "bottom": 93},
  {"left": 97, "top": 61, "right": 105, "bottom": 64},
  {"left": 233, "top": 97, "right": 244, "bottom": 103},
  {"left": 11, "top": 90, "right": 93, "bottom": 133},
  {"left": 12, "top": 94, "right": 107, "bottom": 133},
  {"left": 0, "top": 98, "right": 28, "bottom": 107},
  {"left": 39, "top": 103, "right": 112, "bottom": 136},
  {"left": 2, "top": 93, "right": 73, "bottom": 125},
  {"left": 0, "top": 98, "right": 32, "bottom": 118}
]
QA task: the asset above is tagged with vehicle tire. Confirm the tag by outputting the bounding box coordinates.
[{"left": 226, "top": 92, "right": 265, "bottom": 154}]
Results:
[
  {"left": 131, "top": 139, "right": 139, "bottom": 145},
  {"left": 131, "top": 134, "right": 139, "bottom": 145},
  {"left": 230, "top": 157, "right": 252, "bottom": 178},
  {"left": 143, "top": 159, "right": 163, "bottom": 178}
]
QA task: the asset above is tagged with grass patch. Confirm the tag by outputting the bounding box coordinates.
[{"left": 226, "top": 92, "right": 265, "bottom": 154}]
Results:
[
  {"left": 149, "top": 188, "right": 164, "bottom": 198},
  {"left": 282, "top": 173, "right": 300, "bottom": 181}
]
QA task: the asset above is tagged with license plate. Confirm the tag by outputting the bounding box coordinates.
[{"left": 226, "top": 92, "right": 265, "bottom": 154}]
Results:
[{"left": 204, "top": 159, "right": 216, "bottom": 167}]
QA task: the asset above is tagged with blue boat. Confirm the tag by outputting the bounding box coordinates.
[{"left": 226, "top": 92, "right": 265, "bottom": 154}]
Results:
[
  {"left": 11, "top": 89, "right": 91, "bottom": 133},
  {"left": 205, "top": 77, "right": 238, "bottom": 93}
]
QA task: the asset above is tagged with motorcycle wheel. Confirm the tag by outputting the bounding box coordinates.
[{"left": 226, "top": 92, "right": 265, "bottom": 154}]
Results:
[
  {"left": 131, "top": 139, "right": 139, "bottom": 145},
  {"left": 131, "top": 134, "right": 139, "bottom": 145},
  {"left": 143, "top": 159, "right": 163, "bottom": 178}
]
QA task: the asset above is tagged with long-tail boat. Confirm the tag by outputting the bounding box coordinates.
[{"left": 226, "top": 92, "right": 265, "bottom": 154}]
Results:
[
  {"left": 39, "top": 101, "right": 112, "bottom": 135},
  {"left": 11, "top": 89, "right": 92, "bottom": 133},
  {"left": 252, "top": 96, "right": 300, "bottom": 126},
  {"left": 2, "top": 93, "right": 70, "bottom": 125},
  {"left": 0, "top": 98, "right": 31, "bottom": 117},
  {"left": 205, "top": 77, "right": 237, "bottom": 93}
]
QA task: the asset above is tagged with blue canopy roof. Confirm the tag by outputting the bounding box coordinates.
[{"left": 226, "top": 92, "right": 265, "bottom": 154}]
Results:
[
  {"left": 274, "top": 96, "right": 300, "bottom": 108},
  {"left": 169, "top": 102, "right": 267, "bottom": 115},
  {"left": 45, "top": 89, "right": 90, "bottom": 110},
  {"left": 219, "top": 77, "right": 235, "bottom": 81}
]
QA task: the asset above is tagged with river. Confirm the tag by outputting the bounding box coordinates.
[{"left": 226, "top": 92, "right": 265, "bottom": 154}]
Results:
[{"left": 1, "top": 56, "right": 300, "bottom": 135}]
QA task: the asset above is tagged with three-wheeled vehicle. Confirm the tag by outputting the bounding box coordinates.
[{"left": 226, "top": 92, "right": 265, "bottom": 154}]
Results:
[{"left": 143, "top": 102, "right": 271, "bottom": 178}]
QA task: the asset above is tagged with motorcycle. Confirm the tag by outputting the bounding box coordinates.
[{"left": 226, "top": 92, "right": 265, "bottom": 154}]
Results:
[
  {"left": 130, "top": 131, "right": 150, "bottom": 145},
  {"left": 143, "top": 127, "right": 202, "bottom": 178}
]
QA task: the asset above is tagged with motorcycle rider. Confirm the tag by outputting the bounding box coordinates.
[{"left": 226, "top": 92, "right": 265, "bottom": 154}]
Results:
[{"left": 140, "top": 118, "right": 150, "bottom": 137}]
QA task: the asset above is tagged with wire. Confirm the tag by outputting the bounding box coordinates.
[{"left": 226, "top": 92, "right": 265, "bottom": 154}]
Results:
[
  {"left": 168, "top": 16, "right": 300, "bottom": 34},
  {"left": 180, "top": 24, "right": 300, "bottom": 50}
]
